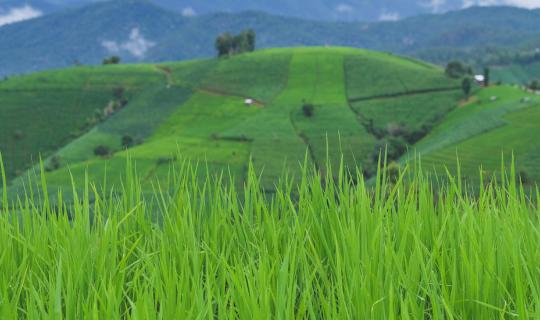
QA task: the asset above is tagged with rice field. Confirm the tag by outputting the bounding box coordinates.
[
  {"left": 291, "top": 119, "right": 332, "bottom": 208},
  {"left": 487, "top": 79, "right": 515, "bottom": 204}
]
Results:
[{"left": 1, "top": 155, "right": 539, "bottom": 319}]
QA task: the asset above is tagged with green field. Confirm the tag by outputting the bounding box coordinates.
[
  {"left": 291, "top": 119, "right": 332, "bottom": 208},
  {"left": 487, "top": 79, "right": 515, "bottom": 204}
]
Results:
[
  {"left": 1, "top": 157, "right": 540, "bottom": 318},
  {"left": 491, "top": 62, "right": 540, "bottom": 85},
  {"left": 410, "top": 85, "right": 540, "bottom": 184},
  {"left": 1, "top": 47, "right": 470, "bottom": 195},
  {"left": 4, "top": 47, "right": 540, "bottom": 195}
]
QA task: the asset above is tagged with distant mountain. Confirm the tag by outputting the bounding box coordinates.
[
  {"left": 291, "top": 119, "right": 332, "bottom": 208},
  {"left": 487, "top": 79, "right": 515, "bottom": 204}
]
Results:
[
  {"left": 26, "top": 0, "right": 540, "bottom": 22},
  {"left": 1, "top": 1, "right": 540, "bottom": 77}
]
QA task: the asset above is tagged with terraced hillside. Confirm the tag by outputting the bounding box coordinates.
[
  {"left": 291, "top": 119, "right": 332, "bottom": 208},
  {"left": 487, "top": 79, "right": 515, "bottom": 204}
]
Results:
[
  {"left": 1, "top": 47, "right": 467, "bottom": 194},
  {"left": 409, "top": 85, "right": 540, "bottom": 185}
]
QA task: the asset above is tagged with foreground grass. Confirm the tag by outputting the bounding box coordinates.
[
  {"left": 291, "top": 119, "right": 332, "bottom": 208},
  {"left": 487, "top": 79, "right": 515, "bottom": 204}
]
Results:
[{"left": 1, "top": 157, "right": 540, "bottom": 319}]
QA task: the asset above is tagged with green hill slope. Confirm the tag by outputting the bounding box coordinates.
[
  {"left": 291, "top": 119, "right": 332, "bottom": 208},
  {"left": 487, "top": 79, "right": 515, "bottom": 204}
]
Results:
[
  {"left": 1, "top": 47, "right": 465, "bottom": 194},
  {"left": 408, "top": 85, "right": 540, "bottom": 185}
]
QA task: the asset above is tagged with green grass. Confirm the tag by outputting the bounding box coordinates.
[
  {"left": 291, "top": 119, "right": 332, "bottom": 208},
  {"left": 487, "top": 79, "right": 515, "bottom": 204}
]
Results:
[
  {"left": 200, "top": 51, "right": 292, "bottom": 102},
  {"left": 1, "top": 156, "right": 540, "bottom": 318}
]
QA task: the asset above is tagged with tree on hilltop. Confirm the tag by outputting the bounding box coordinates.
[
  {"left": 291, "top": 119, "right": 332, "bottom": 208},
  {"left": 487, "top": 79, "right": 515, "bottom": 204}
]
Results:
[
  {"left": 103, "top": 56, "right": 121, "bottom": 65},
  {"left": 215, "top": 29, "right": 256, "bottom": 57}
]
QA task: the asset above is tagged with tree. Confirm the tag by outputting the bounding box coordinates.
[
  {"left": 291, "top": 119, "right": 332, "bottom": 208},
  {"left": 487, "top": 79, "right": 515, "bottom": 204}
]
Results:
[
  {"left": 215, "top": 33, "right": 233, "bottom": 57},
  {"left": 94, "top": 145, "right": 111, "bottom": 157},
  {"left": 245, "top": 29, "right": 256, "bottom": 52},
  {"left": 45, "top": 156, "right": 61, "bottom": 172},
  {"left": 215, "top": 30, "right": 256, "bottom": 57},
  {"left": 462, "top": 78, "right": 472, "bottom": 99},
  {"left": 445, "top": 61, "right": 469, "bottom": 79},
  {"left": 302, "top": 104, "right": 315, "bottom": 117},
  {"left": 121, "top": 135, "right": 134, "bottom": 149},
  {"left": 483, "top": 67, "right": 490, "bottom": 87},
  {"left": 529, "top": 79, "right": 540, "bottom": 91},
  {"left": 103, "top": 56, "right": 121, "bottom": 65}
]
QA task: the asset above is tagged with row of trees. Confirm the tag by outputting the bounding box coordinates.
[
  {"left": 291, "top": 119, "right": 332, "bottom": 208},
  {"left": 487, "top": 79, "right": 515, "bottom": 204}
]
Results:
[{"left": 215, "top": 30, "right": 256, "bottom": 57}]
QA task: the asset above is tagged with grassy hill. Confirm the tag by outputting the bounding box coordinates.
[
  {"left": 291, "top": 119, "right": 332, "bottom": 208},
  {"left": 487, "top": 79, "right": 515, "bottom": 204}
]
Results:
[
  {"left": 491, "top": 62, "right": 540, "bottom": 85},
  {"left": 4, "top": 46, "right": 540, "bottom": 198},
  {"left": 407, "top": 85, "right": 540, "bottom": 185},
  {"left": 1, "top": 47, "right": 467, "bottom": 195}
]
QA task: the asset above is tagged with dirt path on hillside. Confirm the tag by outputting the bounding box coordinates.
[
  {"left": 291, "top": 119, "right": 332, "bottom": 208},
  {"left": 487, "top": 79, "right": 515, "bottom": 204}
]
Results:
[{"left": 155, "top": 66, "right": 173, "bottom": 88}]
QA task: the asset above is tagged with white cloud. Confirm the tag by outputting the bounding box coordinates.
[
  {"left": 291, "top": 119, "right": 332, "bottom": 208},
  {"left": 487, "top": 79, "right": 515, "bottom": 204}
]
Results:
[
  {"left": 336, "top": 4, "right": 354, "bottom": 13},
  {"left": 101, "top": 28, "right": 156, "bottom": 58},
  {"left": 379, "top": 11, "right": 401, "bottom": 21},
  {"left": 462, "top": 0, "right": 540, "bottom": 8},
  {"left": 0, "top": 5, "right": 42, "bottom": 27},
  {"left": 181, "top": 7, "right": 196, "bottom": 17},
  {"left": 494, "top": 0, "right": 540, "bottom": 8},
  {"left": 421, "top": 0, "right": 447, "bottom": 12}
]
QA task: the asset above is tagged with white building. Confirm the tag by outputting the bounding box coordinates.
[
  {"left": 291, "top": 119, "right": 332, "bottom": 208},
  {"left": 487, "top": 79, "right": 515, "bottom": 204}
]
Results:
[{"left": 474, "top": 75, "right": 485, "bottom": 85}]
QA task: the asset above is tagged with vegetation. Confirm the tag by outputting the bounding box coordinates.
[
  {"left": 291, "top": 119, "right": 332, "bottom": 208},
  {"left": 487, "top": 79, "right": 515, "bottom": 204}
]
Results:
[
  {"left": 1, "top": 156, "right": 540, "bottom": 318},
  {"left": 445, "top": 61, "right": 471, "bottom": 79},
  {"left": 410, "top": 85, "right": 540, "bottom": 184},
  {"left": 484, "top": 67, "right": 490, "bottom": 87},
  {"left": 462, "top": 77, "right": 472, "bottom": 98},
  {"left": 529, "top": 79, "right": 540, "bottom": 91},
  {"left": 0, "top": 64, "right": 162, "bottom": 181},
  {"left": 215, "top": 29, "right": 256, "bottom": 57},
  {"left": 5, "top": 47, "right": 540, "bottom": 196},
  {"left": 93, "top": 145, "right": 111, "bottom": 157},
  {"left": 302, "top": 103, "right": 314, "bottom": 117},
  {"left": 5, "top": 1, "right": 540, "bottom": 78},
  {"left": 102, "top": 56, "right": 121, "bottom": 65}
]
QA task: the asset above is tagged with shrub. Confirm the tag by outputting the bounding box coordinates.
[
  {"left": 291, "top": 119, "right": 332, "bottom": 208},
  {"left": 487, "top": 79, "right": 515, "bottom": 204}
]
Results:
[
  {"left": 45, "top": 156, "right": 62, "bottom": 172},
  {"left": 302, "top": 104, "right": 315, "bottom": 117},
  {"left": 386, "top": 122, "right": 409, "bottom": 137},
  {"left": 94, "top": 145, "right": 111, "bottom": 157},
  {"left": 374, "top": 137, "right": 407, "bottom": 162},
  {"left": 445, "top": 61, "right": 470, "bottom": 79},
  {"left": 529, "top": 80, "right": 540, "bottom": 91},
  {"left": 121, "top": 135, "right": 134, "bottom": 149}
]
